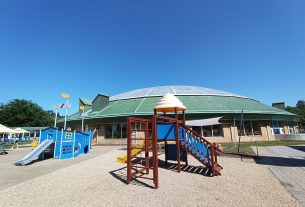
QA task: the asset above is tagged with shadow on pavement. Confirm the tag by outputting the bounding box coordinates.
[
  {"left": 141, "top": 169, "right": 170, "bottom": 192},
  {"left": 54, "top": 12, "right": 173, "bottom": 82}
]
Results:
[
  {"left": 109, "top": 166, "right": 155, "bottom": 189},
  {"left": 255, "top": 156, "right": 305, "bottom": 167},
  {"left": 288, "top": 145, "right": 305, "bottom": 153},
  {"left": 158, "top": 159, "right": 212, "bottom": 177}
]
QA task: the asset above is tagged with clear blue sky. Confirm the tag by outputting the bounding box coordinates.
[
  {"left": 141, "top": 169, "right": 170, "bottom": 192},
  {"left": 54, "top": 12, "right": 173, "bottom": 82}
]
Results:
[{"left": 1, "top": 0, "right": 304, "bottom": 114}]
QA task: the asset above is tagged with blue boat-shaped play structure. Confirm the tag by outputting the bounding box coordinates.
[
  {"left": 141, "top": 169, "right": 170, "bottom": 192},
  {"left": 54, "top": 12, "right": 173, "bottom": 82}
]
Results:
[{"left": 15, "top": 128, "right": 94, "bottom": 166}]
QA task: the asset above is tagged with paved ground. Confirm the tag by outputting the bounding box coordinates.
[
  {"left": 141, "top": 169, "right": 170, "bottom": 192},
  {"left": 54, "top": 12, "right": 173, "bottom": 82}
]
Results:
[
  {"left": 0, "top": 148, "right": 298, "bottom": 207},
  {"left": 0, "top": 145, "right": 120, "bottom": 191},
  {"left": 256, "top": 145, "right": 305, "bottom": 206}
]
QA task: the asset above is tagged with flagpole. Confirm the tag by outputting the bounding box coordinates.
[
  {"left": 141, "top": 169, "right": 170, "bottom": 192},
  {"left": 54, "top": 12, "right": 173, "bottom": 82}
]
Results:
[
  {"left": 79, "top": 105, "right": 85, "bottom": 132},
  {"left": 61, "top": 92, "right": 70, "bottom": 131},
  {"left": 81, "top": 109, "right": 84, "bottom": 132},
  {"left": 64, "top": 98, "right": 68, "bottom": 130},
  {"left": 54, "top": 108, "right": 58, "bottom": 128}
]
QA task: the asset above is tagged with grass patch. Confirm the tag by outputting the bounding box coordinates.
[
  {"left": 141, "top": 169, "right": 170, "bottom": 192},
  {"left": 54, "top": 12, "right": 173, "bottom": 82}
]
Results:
[{"left": 220, "top": 140, "right": 305, "bottom": 156}]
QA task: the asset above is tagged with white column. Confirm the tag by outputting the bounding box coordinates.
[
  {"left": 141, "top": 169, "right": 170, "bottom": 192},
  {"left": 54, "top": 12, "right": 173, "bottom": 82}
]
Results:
[
  {"left": 72, "top": 131, "right": 76, "bottom": 158},
  {"left": 54, "top": 108, "right": 58, "bottom": 128},
  {"left": 64, "top": 99, "right": 69, "bottom": 130},
  {"left": 59, "top": 129, "right": 64, "bottom": 159}
]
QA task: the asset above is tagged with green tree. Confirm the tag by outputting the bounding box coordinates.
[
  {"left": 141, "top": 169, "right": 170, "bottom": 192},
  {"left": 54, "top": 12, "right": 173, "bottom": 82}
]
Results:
[
  {"left": 0, "top": 99, "right": 54, "bottom": 127},
  {"left": 286, "top": 106, "right": 305, "bottom": 121}
]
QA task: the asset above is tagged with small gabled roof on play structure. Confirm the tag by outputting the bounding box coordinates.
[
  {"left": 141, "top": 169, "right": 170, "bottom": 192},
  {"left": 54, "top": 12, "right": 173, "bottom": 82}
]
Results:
[{"left": 154, "top": 93, "right": 186, "bottom": 112}]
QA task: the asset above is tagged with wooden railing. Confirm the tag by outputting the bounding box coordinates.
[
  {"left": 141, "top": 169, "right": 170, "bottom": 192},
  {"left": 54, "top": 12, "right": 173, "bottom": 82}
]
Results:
[{"left": 178, "top": 123, "right": 222, "bottom": 176}]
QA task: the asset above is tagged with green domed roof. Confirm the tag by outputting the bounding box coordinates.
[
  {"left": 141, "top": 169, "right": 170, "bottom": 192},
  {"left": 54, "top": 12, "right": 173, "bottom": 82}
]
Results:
[
  {"left": 66, "top": 86, "right": 299, "bottom": 123},
  {"left": 110, "top": 85, "right": 246, "bottom": 101}
]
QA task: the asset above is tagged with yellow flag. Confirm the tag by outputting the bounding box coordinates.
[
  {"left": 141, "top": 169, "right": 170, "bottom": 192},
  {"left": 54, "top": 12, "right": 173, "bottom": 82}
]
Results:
[{"left": 61, "top": 92, "right": 70, "bottom": 99}]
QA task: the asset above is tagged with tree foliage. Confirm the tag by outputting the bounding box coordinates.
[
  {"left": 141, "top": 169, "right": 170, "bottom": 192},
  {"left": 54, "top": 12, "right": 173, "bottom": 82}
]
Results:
[
  {"left": 0, "top": 99, "right": 54, "bottom": 127},
  {"left": 286, "top": 106, "right": 305, "bottom": 121}
]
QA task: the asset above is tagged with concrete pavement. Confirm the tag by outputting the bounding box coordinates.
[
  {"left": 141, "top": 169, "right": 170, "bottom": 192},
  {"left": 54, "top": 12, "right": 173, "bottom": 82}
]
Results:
[
  {"left": 0, "top": 145, "right": 120, "bottom": 191},
  {"left": 256, "top": 145, "right": 305, "bottom": 206}
]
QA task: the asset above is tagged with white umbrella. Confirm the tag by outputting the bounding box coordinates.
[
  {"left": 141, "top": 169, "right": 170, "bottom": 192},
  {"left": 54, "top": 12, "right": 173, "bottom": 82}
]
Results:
[
  {"left": 0, "top": 124, "right": 16, "bottom": 133},
  {"left": 13, "top": 128, "right": 30, "bottom": 133}
]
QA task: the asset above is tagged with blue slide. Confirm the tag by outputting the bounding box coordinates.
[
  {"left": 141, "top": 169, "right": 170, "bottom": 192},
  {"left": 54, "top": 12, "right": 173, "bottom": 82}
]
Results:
[{"left": 14, "top": 140, "right": 53, "bottom": 166}]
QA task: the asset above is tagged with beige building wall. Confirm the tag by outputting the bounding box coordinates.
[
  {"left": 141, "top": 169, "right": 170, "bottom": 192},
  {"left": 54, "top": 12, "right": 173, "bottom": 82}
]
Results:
[
  {"left": 212, "top": 124, "right": 275, "bottom": 143},
  {"left": 283, "top": 125, "right": 289, "bottom": 134},
  {"left": 92, "top": 124, "right": 127, "bottom": 145},
  {"left": 207, "top": 124, "right": 232, "bottom": 143},
  {"left": 260, "top": 125, "right": 275, "bottom": 141},
  {"left": 70, "top": 121, "right": 295, "bottom": 145}
]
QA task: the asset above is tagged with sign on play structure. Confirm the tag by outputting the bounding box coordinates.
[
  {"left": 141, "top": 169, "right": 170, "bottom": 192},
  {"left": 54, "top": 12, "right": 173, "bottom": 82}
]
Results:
[
  {"left": 61, "top": 92, "right": 70, "bottom": 99},
  {"left": 66, "top": 132, "right": 72, "bottom": 139}
]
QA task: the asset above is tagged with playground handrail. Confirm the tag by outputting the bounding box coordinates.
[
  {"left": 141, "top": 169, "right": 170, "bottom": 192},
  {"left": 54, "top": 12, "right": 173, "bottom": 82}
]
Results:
[
  {"left": 155, "top": 115, "right": 184, "bottom": 124},
  {"left": 178, "top": 123, "right": 222, "bottom": 176},
  {"left": 127, "top": 117, "right": 152, "bottom": 123},
  {"left": 178, "top": 123, "right": 221, "bottom": 154}
]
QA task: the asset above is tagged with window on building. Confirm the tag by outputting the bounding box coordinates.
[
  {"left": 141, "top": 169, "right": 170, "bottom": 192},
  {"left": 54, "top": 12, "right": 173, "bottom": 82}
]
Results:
[
  {"left": 270, "top": 121, "right": 284, "bottom": 135},
  {"left": 192, "top": 126, "right": 202, "bottom": 136},
  {"left": 85, "top": 125, "right": 89, "bottom": 132},
  {"left": 105, "top": 124, "right": 113, "bottom": 139},
  {"left": 252, "top": 122, "right": 261, "bottom": 135},
  {"left": 300, "top": 123, "right": 305, "bottom": 133},
  {"left": 212, "top": 125, "right": 223, "bottom": 137},
  {"left": 202, "top": 126, "right": 212, "bottom": 137},
  {"left": 131, "top": 123, "right": 145, "bottom": 130},
  {"left": 191, "top": 125, "right": 223, "bottom": 138},
  {"left": 105, "top": 123, "right": 128, "bottom": 139},
  {"left": 244, "top": 122, "right": 253, "bottom": 136},
  {"left": 288, "top": 122, "right": 295, "bottom": 134},
  {"left": 112, "top": 124, "right": 121, "bottom": 139},
  {"left": 236, "top": 121, "right": 261, "bottom": 136},
  {"left": 131, "top": 123, "right": 136, "bottom": 130},
  {"left": 121, "top": 124, "right": 127, "bottom": 138},
  {"left": 288, "top": 127, "right": 295, "bottom": 134}
]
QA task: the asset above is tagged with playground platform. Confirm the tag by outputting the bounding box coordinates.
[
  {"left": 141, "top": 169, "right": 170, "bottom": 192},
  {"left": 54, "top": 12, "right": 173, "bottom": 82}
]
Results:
[{"left": 0, "top": 147, "right": 298, "bottom": 207}]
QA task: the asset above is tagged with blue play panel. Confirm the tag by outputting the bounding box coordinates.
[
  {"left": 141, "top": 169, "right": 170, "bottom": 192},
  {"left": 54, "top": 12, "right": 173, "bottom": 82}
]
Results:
[
  {"left": 157, "top": 122, "right": 183, "bottom": 141},
  {"left": 40, "top": 128, "right": 93, "bottom": 160}
]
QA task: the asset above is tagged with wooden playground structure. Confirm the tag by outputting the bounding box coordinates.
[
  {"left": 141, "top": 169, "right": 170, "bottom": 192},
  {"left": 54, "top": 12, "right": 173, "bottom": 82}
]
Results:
[{"left": 126, "top": 93, "right": 223, "bottom": 189}]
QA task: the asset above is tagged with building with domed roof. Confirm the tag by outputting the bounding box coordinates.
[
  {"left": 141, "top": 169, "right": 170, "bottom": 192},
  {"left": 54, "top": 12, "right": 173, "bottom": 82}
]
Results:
[
  {"left": 62, "top": 86, "right": 302, "bottom": 144},
  {"left": 297, "top": 99, "right": 305, "bottom": 107}
]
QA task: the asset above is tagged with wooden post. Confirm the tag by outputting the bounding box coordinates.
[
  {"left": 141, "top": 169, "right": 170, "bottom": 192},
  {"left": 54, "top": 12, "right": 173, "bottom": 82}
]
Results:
[
  {"left": 145, "top": 121, "right": 149, "bottom": 175},
  {"left": 152, "top": 113, "right": 159, "bottom": 188},
  {"left": 127, "top": 117, "right": 132, "bottom": 184},
  {"left": 210, "top": 144, "right": 216, "bottom": 176},
  {"left": 175, "top": 108, "right": 181, "bottom": 173},
  {"left": 165, "top": 140, "right": 168, "bottom": 165},
  {"left": 182, "top": 110, "right": 188, "bottom": 166}
]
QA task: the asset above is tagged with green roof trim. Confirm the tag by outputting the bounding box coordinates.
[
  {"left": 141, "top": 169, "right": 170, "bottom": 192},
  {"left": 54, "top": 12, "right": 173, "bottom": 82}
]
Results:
[{"left": 62, "top": 95, "right": 300, "bottom": 123}]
